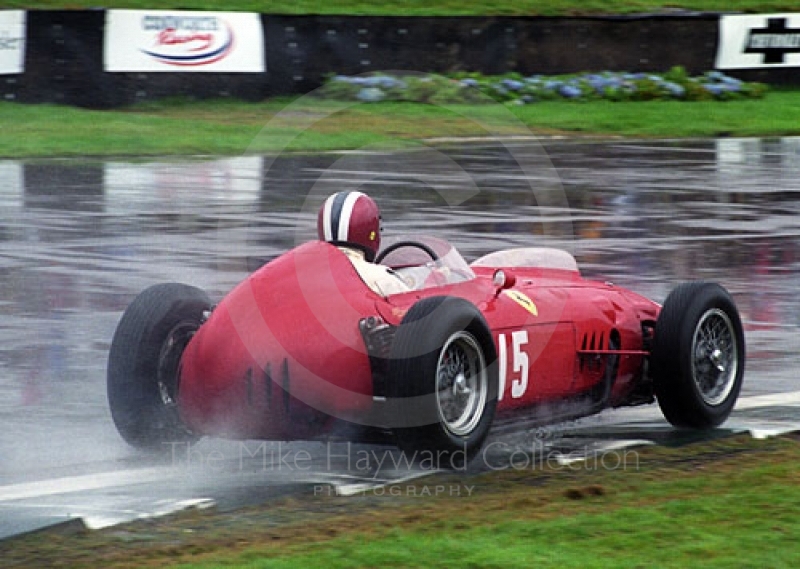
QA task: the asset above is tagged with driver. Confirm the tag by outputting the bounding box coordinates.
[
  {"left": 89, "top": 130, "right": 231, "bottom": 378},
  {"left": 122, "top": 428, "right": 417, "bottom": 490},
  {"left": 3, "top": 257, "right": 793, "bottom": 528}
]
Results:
[{"left": 317, "top": 191, "right": 411, "bottom": 296}]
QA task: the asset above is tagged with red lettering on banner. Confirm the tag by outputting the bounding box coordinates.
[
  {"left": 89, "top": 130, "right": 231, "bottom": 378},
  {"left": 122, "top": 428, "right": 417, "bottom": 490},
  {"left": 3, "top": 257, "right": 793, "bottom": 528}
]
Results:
[{"left": 156, "top": 28, "right": 214, "bottom": 51}]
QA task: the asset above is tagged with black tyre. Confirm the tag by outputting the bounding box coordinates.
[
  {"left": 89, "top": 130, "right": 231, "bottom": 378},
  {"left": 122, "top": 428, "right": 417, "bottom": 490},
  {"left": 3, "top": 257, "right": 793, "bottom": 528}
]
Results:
[
  {"left": 386, "top": 296, "right": 498, "bottom": 468},
  {"left": 107, "top": 283, "right": 211, "bottom": 449},
  {"left": 651, "top": 282, "right": 745, "bottom": 428}
]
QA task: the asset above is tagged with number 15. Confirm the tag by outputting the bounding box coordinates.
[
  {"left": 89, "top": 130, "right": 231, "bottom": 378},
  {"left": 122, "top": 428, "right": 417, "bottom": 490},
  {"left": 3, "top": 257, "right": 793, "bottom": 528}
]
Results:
[{"left": 498, "top": 330, "right": 530, "bottom": 401}]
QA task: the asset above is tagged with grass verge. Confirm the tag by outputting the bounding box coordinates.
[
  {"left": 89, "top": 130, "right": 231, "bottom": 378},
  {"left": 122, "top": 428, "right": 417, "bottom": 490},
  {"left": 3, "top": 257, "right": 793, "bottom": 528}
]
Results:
[
  {"left": 5, "top": 1, "right": 800, "bottom": 16},
  {"left": 3, "top": 434, "right": 800, "bottom": 568},
  {"left": 4, "top": 90, "right": 800, "bottom": 158}
]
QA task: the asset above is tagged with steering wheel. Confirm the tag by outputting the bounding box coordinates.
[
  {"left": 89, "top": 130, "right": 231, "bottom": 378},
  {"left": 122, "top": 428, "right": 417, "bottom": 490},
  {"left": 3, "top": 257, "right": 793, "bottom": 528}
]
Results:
[{"left": 375, "top": 241, "right": 440, "bottom": 265}]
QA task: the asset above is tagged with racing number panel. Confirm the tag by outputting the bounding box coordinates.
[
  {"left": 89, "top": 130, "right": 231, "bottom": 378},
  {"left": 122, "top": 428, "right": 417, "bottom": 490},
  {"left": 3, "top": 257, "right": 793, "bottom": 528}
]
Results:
[{"left": 496, "top": 322, "right": 576, "bottom": 410}]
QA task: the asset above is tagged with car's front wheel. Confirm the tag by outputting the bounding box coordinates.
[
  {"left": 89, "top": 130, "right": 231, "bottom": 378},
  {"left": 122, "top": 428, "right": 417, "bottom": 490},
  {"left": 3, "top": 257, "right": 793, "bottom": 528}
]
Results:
[
  {"left": 107, "top": 283, "right": 211, "bottom": 450},
  {"left": 651, "top": 282, "right": 745, "bottom": 428},
  {"left": 386, "top": 296, "right": 498, "bottom": 468}
]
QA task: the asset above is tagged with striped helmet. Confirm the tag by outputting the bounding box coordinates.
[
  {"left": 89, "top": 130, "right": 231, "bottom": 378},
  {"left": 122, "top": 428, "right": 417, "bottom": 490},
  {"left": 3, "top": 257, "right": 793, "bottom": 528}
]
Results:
[{"left": 317, "top": 191, "right": 381, "bottom": 261}]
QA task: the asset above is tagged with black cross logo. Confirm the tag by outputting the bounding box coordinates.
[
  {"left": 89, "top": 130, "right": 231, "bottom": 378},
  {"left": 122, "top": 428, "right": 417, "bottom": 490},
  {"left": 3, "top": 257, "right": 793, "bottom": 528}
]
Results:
[{"left": 744, "top": 18, "right": 800, "bottom": 64}]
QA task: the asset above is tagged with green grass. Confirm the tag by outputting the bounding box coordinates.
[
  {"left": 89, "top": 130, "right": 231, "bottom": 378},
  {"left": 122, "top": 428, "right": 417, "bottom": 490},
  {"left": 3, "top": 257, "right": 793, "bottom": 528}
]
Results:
[
  {"left": 5, "top": 1, "right": 799, "bottom": 16},
  {"left": 5, "top": 435, "right": 798, "bottom": 568},
  {"left": 511, "top": 90, "right": 800, "bottom": 137},
  {"left": 4, "top": 90, "right": 800, "bottom": 158},
  {"left": 186, "top": 491, "right": 799, "bottom": 568},
  {"left": 4, "top": 2, "right": 794, "bottom": 156},
  {"left": 0, "top": 99, "right": 392, "bottom": 157},
  {"left": 173, "top": 437, "right": 800, "bottom": 568}
]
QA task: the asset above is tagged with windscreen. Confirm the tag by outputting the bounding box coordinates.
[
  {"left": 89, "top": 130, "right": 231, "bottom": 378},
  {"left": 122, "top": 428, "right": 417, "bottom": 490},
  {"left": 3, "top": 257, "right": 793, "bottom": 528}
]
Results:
[{"left": 378, "top": 236, "right": 475, "bottom": 290}]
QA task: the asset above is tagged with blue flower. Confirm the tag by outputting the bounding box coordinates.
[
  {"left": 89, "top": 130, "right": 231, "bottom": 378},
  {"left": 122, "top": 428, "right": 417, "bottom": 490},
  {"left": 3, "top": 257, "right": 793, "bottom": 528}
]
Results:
[
  {"left": 581, "top": 74, "right": 615, "bottom": 93},
  {"left": 502, "top": 79, "right": 524, "bottom": 91},
  {"left": 559, "top": 85, "right": 582, "bottom": 98},
  {"left": 587, "top": 79, "right": 607, "bottom": 93},
  {"left": 662, "top": 81, "right": 685, "bottom": 98},
  {"left": 602, "top": 76, "right": 623, "bottom": 87},
  {"left": 325, "top": 68, "right": 762, "bottom": 105},
  {"left": 712, "top": 82, "right": 741, "bottom": 93},
  {"left": 364, "top": 76, "right": 385, "bottom": 87},
  {"left": 396, "top": 79, "right": 409, "bottom": 90},
  {"left": 356, "top": 87, "right": 385, "bottom": 102}
]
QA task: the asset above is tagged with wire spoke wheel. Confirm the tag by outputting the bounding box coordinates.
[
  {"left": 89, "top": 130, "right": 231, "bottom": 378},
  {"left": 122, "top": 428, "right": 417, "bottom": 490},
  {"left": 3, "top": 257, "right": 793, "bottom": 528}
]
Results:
[
  {"left": 691, "top": 308, "right": 738, "bottom": 406},
  {"left": 157, "top": 321, "right": 197, "bottom": 409},
  {"left": 107, "top": 283, "right": 210, "bottom": 449},
  {"left": 386, "top": 296, "right": 498, "bottom": 467},
  {"left": 652, "top": 281, "right": 745, "bottom": 429},
  {"left": 435, "top": 331, "right": 487, "bottom": 436}
]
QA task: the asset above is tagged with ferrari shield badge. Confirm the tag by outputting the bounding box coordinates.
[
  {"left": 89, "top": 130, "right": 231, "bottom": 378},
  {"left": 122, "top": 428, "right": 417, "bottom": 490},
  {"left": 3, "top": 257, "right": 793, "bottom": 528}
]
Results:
[{"left": 503, "top": 290, "right": 538, "bottom": 316}]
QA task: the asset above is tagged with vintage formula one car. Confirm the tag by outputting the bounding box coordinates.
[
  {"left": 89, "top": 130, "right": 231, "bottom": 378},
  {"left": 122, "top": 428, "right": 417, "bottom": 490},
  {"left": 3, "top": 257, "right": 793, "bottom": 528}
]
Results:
[{"left": 108, "top": 235, "right": 745, "bottom": 466}]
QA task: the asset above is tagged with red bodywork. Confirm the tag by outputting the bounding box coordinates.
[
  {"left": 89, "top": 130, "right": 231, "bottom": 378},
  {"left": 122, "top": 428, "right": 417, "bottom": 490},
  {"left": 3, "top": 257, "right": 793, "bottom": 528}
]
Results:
[{"left": 178, "top": 238, "right": 660, "bottom": 441}]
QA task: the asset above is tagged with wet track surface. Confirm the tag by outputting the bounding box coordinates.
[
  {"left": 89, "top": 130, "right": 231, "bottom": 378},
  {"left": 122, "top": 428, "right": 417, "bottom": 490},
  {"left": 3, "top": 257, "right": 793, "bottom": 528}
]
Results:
[{"left": 1, "top": 138, "right": 799, "bottom": 537}]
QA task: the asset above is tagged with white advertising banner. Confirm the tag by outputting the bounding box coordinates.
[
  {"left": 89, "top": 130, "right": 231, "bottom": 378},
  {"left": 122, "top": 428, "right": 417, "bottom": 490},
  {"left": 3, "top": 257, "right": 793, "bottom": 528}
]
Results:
[
  {"left": 0, "top": 11, "right": 25, "bottom": 75},
  {"left": 104, "top": 10, "right": 265, "bottom": 72},
  {"left": 717, "top": 13, "right": 800, "bottom": 69}
]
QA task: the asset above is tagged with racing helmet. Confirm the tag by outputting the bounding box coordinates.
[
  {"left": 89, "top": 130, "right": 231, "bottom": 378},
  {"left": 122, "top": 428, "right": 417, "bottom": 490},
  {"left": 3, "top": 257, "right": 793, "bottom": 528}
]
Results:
[{"left": 317, "top": 191, "right": 381, "bottom": 261}]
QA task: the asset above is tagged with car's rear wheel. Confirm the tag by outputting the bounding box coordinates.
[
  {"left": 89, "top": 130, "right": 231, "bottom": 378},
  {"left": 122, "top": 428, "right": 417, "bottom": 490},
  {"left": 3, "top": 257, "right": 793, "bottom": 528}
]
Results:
[
  {"left": 107, "top": 283, "right": 210, "bottom": 450},
  {"left": 651, "top": 282, "right": 745, "bottom": 428},
  {"left": 386, "top": 296, "right": 498, "bottom": 469}
]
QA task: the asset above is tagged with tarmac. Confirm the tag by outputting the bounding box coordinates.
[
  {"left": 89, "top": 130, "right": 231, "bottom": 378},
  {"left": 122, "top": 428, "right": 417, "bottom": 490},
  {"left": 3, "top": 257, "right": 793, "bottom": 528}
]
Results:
[{"left": 1, "top": 138, "right": 799, "bottom": 539}]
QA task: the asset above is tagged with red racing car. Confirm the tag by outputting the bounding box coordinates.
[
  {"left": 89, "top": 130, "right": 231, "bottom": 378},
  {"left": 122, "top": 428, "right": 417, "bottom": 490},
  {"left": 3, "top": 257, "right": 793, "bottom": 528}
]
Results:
[{"left": 108, "top": 235, "right": 745, "bottom": 466}]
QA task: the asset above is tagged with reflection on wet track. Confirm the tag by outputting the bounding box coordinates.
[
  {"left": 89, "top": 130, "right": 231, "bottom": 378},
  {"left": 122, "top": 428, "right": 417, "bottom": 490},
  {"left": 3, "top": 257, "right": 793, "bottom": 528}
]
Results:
[{"left": 1, "top": 138, "right": 799, "bottom": 537}]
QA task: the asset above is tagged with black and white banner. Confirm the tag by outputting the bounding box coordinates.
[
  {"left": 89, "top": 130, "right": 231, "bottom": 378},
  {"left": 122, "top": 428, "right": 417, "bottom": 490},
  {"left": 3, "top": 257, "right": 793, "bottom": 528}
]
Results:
[
  {"left": 717, "top": 13, "right": 800, "bottom": 69},
  {"left": 104, "top": 10, "right": 265, "bottom": 73},
  {"left": 0, "top": 11, "right": 25, "bottom": 75}
]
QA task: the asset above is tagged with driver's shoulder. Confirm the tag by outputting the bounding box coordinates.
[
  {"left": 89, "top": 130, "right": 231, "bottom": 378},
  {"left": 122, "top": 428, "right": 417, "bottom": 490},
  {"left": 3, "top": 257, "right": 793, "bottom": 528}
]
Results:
[
  {"left": 338, "top": 246, "right": 365, "bottom": 261},
  {"left": 338, "top": 246, "right": 410, "bottom": 296}
]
